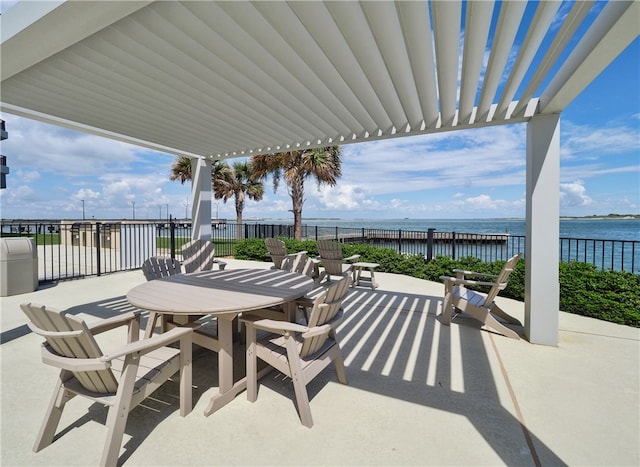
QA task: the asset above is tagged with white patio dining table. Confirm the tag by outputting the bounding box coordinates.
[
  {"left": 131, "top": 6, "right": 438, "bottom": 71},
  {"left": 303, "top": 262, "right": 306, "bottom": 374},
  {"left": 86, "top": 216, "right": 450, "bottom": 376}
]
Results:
[{"left": 127, "top": 268, "right": 314, "bottom": 416}]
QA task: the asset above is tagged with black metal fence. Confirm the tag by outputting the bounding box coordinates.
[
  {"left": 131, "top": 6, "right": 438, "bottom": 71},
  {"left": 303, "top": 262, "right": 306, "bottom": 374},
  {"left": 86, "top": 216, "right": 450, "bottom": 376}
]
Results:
[{"left": 1, "top": 220, "right": 638, "bottom": 283}]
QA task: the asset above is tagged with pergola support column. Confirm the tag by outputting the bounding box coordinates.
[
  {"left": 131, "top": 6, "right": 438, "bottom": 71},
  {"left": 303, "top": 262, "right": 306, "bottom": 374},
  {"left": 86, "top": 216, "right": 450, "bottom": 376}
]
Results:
[
  {"left": 190, "top": 157, "right": 212, "bottom": 241},
  {"left": 525, "top": 113, "right": 560, "bottom": 346}
]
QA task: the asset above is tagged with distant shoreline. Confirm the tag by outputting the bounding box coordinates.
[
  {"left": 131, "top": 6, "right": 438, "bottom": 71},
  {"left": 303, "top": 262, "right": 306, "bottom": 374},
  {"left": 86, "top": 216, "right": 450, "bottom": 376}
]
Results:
[{"left": 1, "top": 214, "right": 639, "bottom": 222}]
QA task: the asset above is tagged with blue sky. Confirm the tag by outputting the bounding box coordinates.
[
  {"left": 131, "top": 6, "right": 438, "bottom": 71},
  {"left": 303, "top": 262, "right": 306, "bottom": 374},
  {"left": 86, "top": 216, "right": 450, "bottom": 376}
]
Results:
[{"left": 0, "top": 5, "right": 638, "bottom": 221}]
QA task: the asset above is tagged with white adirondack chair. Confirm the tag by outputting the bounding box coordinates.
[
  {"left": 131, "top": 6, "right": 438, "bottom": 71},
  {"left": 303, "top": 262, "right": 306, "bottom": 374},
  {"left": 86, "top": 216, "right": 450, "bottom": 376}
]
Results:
[
  {"left": 440, "top": 254, "right": 522, "bottom": 339},
  {"left": 317, "top": 239, "right": 360, "bottom": 282},
  {"left": 181, "top": 239, "right": 227, "bottom": 273},
  {"left": 20, "top": 302, "right": 192, "bottom": 467},
  {"left": 141, "top": 256, "right": 183, "bottom": 338},
  {"left": 242, "top": 275, "right": 351, "bottom": 427}
]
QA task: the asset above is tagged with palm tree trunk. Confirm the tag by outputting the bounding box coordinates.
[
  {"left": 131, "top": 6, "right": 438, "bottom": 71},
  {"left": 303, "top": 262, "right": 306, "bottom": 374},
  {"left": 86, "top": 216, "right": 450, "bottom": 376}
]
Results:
[
  {"left": 235, "top": 195, "right": 244, "bottom": 240},
  {"left": 291, "top": 176, "right": 304, "bottom": 240}
]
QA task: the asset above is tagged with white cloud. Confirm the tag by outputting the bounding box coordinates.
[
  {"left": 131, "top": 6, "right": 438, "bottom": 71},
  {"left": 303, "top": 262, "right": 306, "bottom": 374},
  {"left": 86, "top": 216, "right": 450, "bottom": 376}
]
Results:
[
  {"left": 340, "top": 124, "right": 527, "bottom": 196},
  {"left": 73, "top": 188, "right": 100, "bottom": 201},
  {"left": 561, "top": 122, "right": 639, "bottom": 160},
  {"left": 560, "top": 181, "right": 593, "bottom": 207},
  {"left": 15, "top": 169, "right": 41, "bottom": 183},
  {"left": 0, "top": 101, "right": 637, "bottom": 219},
  {"left": 561, "top": 163, "right": 639, "bottom": 182},
  {"left": 315, "top": 183, "right": 373, "bottom": 210},
  {"left": 11, "top": 185, "right": 35, "bottom": 199},
  {"left": 1, "top": 116, "right": 159, "bottom": 177}
]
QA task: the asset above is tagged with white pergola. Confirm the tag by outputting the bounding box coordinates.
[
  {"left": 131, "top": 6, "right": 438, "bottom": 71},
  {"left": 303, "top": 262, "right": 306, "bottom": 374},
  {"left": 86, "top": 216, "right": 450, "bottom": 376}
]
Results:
[{"left": 1, "top": 1, "right": 638, "bottom": 345}]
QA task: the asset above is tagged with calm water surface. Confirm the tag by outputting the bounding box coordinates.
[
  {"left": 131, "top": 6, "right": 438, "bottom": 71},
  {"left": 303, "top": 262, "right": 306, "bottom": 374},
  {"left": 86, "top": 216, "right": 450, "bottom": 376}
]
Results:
[{"left": 286, "top": 218, "right": 640, "bottom": 241}]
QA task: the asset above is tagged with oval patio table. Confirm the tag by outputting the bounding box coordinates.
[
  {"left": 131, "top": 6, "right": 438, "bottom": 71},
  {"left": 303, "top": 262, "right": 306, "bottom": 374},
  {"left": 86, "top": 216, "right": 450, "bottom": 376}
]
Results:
[{"left": 127, "top": 268, "right": 314, "bottom": 416}]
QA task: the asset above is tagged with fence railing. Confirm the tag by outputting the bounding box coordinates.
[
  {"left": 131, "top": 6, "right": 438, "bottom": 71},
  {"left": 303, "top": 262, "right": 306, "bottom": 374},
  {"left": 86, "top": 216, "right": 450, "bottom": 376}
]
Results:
[{"left": 1, "top": 220, "right": 638, "bottom": 283}]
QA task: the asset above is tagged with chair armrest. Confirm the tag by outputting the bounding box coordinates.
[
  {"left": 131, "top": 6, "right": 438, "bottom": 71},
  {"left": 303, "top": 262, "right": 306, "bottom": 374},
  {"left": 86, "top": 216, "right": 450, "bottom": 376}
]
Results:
[
  {"left": 295, "top": 296, "right": 315, "bottom": 309},
  {"left": 41, "top": 345, "right": 111, "bottom": 371},
  {"left": 88, "top": 311, "right": 141, "bottom": 335},
  {"left": 100, "top": 326, "right": 192, "bottom": 362},
  {"left": 343, "top": 254, "right": 361, "bottom": 263},
  {"left": 241, "top": 315, "right": 309, "bottom": 334},
  {"left": 440, "top": 275, "right": 499, "bottom": 288},
  {"left": 452, "top": 269, "right": 498, "bottom": 280},
  {"left": 302, "top": 324, "right": 331, "bottom": 339}
]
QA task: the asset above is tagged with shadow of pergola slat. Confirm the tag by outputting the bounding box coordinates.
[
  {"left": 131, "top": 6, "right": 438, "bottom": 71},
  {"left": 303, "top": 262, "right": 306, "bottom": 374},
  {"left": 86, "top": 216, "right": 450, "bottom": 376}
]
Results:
[{"left": 336, "top": 288, "right": 562, "bottom": 466}]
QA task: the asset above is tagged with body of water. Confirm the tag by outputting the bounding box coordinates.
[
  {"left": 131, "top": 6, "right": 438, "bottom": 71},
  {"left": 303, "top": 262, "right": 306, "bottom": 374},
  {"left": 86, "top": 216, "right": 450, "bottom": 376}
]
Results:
[{"left": 278, "top": 218, "right": 640, "bottom": 241}]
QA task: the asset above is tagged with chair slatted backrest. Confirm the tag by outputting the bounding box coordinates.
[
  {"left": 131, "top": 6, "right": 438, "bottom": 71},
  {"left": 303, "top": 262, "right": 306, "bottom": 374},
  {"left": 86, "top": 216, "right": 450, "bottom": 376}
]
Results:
[
  {"left": 182, "top": 239, "right": 216, "bottom": 273},
  {"left": 265, "top": 238, "right": 288, "bottom": 269},
  {"left": 301, "top": 276, "right": 351, "bottom": 358},
  {"left": 483, "top": 254, "right": 520, "bottom": 306},
  {"left": 317, "top": 239, "right": 347, "bottom": 276},
  {"left": 20, "top": 303, "right": 118, "bottom": 393},
  {"left": 142, "top": 256, "right": 182, "bottom": 281},
  {"left": 281, "top": 253, "right": 315, "bottom": 279}
]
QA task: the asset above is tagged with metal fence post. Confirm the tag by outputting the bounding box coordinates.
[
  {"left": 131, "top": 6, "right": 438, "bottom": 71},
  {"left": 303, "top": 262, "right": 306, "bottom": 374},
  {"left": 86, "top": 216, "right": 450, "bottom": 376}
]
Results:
[
  {"left": 451, "top": 231, "right": 456, "bottom": 260},
  {"left": 426, "top": 228, "right": 435, "bottom": 262},
  {"left": 170, "top": 221, "right": 176, "bottom": 258},
  {"left": 95, "top": 222, "right": 102, "bottom": 276}
]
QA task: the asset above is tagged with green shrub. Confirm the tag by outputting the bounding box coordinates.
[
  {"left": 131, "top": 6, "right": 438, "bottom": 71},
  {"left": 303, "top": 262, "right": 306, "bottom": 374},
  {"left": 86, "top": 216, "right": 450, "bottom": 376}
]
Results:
[
  {"left": 233, "top": 238, "right": 268, "bottom": 260},
  {"left": 559, "top": 262, "right": 639, "bottom": 327},
  {"left": 232, "top": 239, "right": 639, "bottom": 327}
]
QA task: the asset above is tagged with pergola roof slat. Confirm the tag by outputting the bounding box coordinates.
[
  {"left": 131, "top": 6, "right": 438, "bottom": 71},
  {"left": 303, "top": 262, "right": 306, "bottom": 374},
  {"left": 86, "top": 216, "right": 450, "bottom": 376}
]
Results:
[
  {"left": 476, "top": 0, "right": 528, "bottom": 122},
  {"left": 459, "top": 0, "right": 495, "bottom": 124},
  {"left": 431, "top": 0, "right": 462, "bottom": 127},
  {"left": 396, "top": 0, "right": 439, "bottom": 128},
  {"left": 511, "top": 0, "right": 596, "bottom": 118},
  {"left": 541, "top": 0, "right": 640, "bottom": 114},
  {"left": 288, "top": 1, "right": 392, "bottom": 135},
  {"left": 494, "top": 1, "right": 562, "bottom": 120},
  {"left": 0, "top": 0, "right": 636, "bottom": 157}
]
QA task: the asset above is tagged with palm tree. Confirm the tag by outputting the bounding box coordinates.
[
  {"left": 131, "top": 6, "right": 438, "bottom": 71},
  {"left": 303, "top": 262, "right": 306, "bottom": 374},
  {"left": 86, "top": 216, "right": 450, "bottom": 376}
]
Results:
[
  {"left": 215, "top": 161, "right": 264, "bottom": 240},
  {"left": 251, "top": 146, "right": 342, "bottom": 240},
  {"left": 170, "top": 157, "right": 263, "bottom": 239},
  {"left": 170, "top": 156, "right": 192, "bottom": 184}
]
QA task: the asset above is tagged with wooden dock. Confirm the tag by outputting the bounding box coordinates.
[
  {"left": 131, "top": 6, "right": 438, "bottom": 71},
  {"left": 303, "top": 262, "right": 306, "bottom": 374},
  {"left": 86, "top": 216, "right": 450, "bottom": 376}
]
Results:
[{"left": 317, "top": 231, "right": 509, "bottom": 244}]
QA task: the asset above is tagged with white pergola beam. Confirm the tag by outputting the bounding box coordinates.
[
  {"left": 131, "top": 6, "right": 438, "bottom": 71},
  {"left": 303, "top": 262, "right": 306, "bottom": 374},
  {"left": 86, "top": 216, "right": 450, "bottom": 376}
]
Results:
[
  {"left": 191, "top": 158, "right": 213, "bottom": 242},
  {"left": 1, "top": 1, "right": 152, "bottom": 81},
  {"left": 525, "top": 114, "right": 560, "bottom": 346}
]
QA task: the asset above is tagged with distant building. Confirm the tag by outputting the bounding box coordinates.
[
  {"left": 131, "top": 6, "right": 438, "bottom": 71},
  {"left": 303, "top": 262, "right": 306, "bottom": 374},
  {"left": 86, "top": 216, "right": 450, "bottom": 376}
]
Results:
[{"left": 0, "top": 120, "right": 8, "bottom": 189}]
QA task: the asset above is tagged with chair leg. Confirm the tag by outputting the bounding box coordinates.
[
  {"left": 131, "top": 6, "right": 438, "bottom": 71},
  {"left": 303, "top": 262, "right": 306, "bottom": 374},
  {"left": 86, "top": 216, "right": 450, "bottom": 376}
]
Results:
[
  {"left": 491, "top": 303, "right": 523, "bottom": 326},
  {"left": 483, "top": 313, "right": 520, "bottom": 339},
  {"left": 465, "top": 307, "right": 521, "bottom": 340},
  {"left": 246, "top": 326, "right": 258, "bottom": 402},
  {"left": 442, "top": 292, "right": 453, "bottom": 325},
  {"left": 144, "top": 312, "right": 160, "bottom": 339},
  {"left": 34, "top": 375, "right": 74, "bottom": 452},
  {"left": 285, "top": 338, "right": 313, "bottom": 428},
  {"left": 100, "top": 356, "right": 138, "bottom": 467},
  {"left": 178, "top": 333, "right": 193, "bottom": 417},
  {"left": 333, "top": 352, "right": 348, "bottom": 385}
]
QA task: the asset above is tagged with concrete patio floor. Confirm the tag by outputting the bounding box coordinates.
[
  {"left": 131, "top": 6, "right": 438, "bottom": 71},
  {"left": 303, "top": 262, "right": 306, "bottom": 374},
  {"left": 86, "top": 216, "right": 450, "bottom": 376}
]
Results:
[{"left": 1, "top": 259, "right": 638, "bottom": 466}]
